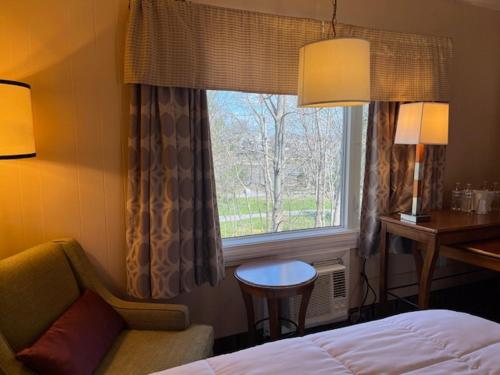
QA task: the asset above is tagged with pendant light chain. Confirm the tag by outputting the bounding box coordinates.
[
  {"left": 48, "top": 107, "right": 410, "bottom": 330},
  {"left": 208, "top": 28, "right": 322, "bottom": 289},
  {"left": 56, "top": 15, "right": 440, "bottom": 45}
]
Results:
[{"left": 331, "top": 0, "right": 338, "bottom": 38}]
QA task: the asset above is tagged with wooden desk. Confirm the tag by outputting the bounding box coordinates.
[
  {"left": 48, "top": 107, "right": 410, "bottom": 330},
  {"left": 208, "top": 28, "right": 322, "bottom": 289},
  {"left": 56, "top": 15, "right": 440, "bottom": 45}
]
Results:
[{"left": 379, "top": 210, "right": 500, "bottom": 309}]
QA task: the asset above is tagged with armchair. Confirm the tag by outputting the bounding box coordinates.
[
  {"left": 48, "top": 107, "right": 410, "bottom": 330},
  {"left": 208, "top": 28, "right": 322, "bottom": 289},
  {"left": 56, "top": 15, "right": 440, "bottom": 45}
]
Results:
[{"left": 0, "top": 239, "right": 213, "bottom": 375}]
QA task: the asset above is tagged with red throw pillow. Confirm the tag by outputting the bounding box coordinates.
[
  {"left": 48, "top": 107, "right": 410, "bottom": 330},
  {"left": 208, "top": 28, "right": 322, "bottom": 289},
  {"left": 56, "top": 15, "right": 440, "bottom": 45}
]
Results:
[{"left": 16, "top": 289, "right": 125, "bottom": 375}]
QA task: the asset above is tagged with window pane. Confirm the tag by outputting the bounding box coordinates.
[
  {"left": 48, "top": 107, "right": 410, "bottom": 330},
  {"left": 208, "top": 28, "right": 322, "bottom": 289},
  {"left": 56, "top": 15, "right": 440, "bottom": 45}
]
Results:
[{"left": 208, "top": 91, "right": 346, "bottom": 239}]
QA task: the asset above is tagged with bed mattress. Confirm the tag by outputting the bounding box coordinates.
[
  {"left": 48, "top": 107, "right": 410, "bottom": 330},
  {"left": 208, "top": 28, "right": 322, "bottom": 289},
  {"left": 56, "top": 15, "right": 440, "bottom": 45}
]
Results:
[{"left": 153, "top": 310, "right": 500, "bottom": 375}]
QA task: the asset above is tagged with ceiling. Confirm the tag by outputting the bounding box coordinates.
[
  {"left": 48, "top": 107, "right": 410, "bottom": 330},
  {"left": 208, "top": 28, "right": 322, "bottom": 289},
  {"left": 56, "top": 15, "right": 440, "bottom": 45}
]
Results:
[{"left": 460, "top": 0, "right": 500, "bottom": 10}]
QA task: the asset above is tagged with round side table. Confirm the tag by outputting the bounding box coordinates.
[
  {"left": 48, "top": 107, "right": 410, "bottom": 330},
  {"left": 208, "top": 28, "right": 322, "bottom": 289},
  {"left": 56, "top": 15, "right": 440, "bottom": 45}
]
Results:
[{"left": 234, "top": 259, "right": 317, "bottom": 345}]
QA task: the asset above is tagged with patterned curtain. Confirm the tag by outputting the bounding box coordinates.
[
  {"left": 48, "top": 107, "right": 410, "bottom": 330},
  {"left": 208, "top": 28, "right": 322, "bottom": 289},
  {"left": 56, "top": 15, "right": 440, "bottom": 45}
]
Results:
[
  {"left": 126, "top": 84, "right": 225, "bottom": 299},
  {"left": 359, "top": 102, "right": 446, "bottom": 258}
]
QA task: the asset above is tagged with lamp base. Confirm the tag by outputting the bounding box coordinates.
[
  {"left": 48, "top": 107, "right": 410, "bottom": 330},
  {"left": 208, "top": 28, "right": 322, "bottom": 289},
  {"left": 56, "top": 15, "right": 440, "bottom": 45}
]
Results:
[{"left": 400, "top": 212, "right": 431, "bottom": 224}]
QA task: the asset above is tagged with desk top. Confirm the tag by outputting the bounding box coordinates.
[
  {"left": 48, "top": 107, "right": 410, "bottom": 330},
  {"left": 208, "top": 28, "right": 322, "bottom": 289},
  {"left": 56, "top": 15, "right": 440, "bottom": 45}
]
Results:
[
  {"left": 234, "top": 260, "right": 317, "bottom": 288},
  {"left": 380, "top": 210, "right": 500, "bottom": 234}
]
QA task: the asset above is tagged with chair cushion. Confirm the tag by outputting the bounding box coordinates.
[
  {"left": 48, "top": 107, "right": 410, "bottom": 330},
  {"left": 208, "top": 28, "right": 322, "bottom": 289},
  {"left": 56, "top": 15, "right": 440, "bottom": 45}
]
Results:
[
  {"left": 16, "top": 290, "right": 125, "bottom": 375},
  {"left": 95, "top": 325, "right": 214, "bottom": 375},
  {"left": 0, "top": 242, "right": 80, "bottom": 351}
]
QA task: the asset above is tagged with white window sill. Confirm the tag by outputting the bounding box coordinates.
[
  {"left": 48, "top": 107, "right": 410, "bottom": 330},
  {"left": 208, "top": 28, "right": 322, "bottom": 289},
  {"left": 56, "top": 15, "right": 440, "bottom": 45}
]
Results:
[{"left": 223, "top": 227, "right": 359, "bottom": 267}]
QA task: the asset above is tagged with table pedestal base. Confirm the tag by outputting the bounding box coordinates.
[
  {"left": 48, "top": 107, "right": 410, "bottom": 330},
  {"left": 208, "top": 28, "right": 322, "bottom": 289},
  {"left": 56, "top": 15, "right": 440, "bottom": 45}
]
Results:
[{"left": 238, "top": 281, "right": 315, "bottom": 345}]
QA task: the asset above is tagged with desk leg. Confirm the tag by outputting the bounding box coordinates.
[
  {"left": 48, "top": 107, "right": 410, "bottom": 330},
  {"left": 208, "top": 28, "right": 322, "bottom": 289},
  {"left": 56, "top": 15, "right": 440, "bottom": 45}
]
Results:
[
  {"left": 418, "top": 239, "right": 439, "bottom": 309},
  {"left": 240, "top": 288, "right": 256, "bottom": 346},
  {"left": 379, "top": 222, "right": 389, "bottom": 304},
  {"left": 267, "top": 298, "right": 280, "bottom": 341}
]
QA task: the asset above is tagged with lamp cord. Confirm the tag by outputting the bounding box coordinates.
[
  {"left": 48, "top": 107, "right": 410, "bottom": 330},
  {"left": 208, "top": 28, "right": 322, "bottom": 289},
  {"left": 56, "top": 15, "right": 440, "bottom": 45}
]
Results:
[
  {"left": 349, "top": 257, "right": 377, "bottom": 324},
  {"left": 331, "top": 0, "right": 338, "bottom": 38}
]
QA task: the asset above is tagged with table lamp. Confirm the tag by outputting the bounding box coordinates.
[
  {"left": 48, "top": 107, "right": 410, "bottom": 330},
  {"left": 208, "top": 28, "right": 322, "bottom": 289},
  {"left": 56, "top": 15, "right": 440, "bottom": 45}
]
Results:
[
  {"left": 0, "top": 80, "right": 36, "bottom": 159},
  {"left": 395, "top": 102, "right": 449, "bottom": 223}
]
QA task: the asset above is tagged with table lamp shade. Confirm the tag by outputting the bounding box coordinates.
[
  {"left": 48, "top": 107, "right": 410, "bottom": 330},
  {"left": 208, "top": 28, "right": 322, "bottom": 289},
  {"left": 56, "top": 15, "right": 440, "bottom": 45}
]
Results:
[
  {"left": 298, "top": 38, "right": 371, "bottom": 107},
  {"left": 395, "top": 102, "right": 449, "bottom": 223},
  {"left": 395, "top": 102, "right": 449, "bottom": 145},
  {"left": 0, "top": 80, "right": 35, "bottom": 159}
]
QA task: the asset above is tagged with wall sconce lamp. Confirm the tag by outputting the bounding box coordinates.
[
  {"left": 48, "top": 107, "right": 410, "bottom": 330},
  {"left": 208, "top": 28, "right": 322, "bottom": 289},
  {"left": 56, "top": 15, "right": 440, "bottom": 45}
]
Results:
[{"left": 0, "top": 80, "right": 36, "bottom": 160}]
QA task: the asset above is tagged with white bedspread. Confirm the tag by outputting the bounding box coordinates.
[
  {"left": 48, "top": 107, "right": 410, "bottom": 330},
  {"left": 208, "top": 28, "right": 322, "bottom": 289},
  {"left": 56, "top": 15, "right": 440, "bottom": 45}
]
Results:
[{"left": 154, "top": 310, "right": 500, "bottom": 375}]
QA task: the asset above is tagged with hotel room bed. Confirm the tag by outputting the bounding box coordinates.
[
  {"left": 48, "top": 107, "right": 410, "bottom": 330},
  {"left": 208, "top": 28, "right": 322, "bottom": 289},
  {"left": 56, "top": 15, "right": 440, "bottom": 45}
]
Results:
[{"left": 153, "top": 310, "right": 500, "bottom": 375}]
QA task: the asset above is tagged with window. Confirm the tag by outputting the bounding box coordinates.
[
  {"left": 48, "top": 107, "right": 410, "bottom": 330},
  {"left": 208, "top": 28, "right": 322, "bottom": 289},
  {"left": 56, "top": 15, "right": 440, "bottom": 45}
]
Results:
[{"left": 208, "top": 91, "right": 366, "bottom": 240}]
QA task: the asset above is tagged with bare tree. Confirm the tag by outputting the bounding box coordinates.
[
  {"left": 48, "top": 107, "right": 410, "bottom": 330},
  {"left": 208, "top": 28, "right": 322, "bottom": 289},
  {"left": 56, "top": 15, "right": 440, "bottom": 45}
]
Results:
[
  {"left": 244, "top": 94, "right": 296, "bottom": 232},
  {"left": 298, "top": 108, "right": 342, "bottom": 226}
]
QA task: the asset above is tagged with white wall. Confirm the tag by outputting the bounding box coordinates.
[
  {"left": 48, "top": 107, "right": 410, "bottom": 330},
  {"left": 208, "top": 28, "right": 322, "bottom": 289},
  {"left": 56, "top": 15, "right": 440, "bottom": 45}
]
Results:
[{"left": 0, "top": 0, "right": 129, "bottom": 290}]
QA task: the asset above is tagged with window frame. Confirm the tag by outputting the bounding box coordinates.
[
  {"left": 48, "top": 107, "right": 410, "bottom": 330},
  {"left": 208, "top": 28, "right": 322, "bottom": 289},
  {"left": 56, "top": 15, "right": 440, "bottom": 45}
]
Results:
[{"left": 217, "top": 105, "right": 365, "bottom": 265}]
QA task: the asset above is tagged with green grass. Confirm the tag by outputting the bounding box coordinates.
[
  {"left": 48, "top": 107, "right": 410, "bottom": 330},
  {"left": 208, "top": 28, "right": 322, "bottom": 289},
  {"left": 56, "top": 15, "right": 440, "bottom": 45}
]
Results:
[
  {"left": 217, "top": 196, "right": 334, "bottom": 216},
  {"left": 219, "top": 210, "right": 338, "bottom": 238},
  {"left": 217, "top": 195, "right": 340, "bottom": 238}
]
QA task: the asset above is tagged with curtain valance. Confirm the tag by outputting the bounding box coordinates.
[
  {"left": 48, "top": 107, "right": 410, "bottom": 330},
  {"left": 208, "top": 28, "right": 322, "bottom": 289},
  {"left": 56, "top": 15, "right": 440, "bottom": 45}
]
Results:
[{"left": 125, "top": 0, "right": 453, "bottom": 102}]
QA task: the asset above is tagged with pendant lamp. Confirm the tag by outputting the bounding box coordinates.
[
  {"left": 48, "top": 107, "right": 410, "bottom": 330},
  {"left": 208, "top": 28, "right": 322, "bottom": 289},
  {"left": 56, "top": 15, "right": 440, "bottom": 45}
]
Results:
[{"left": 298, "top": 0, "right": 370, "bottom": 107}]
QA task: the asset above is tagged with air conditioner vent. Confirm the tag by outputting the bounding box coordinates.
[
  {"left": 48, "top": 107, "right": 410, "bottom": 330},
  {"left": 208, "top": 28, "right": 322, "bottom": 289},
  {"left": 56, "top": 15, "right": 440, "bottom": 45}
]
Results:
[
  {"left": 301, "top": 273, "right": 333, "bottom": 317},
  {"left": 333, "top": 270, "right": 346, "bottom": 298}
]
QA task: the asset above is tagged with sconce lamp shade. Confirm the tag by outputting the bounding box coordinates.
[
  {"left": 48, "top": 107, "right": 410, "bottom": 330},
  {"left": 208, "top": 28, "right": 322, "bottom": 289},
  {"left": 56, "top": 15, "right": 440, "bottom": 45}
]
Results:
[
  {"left": 395, "top": 102, "right": 449, "bottom": 145},
  {"left": 298, "top": 38, "right": 371, "bottom": 107},
  {"left": 0, "top": 80, "right": 36, "bottom": 159}
]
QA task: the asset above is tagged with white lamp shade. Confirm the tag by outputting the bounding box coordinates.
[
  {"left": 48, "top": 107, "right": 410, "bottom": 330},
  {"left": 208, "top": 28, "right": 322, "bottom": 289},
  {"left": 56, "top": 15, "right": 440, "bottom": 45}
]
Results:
[
  {"left": 395, "top": 102, "right": 449, "bottom": 145},
  {"left": 0, "top": 80, "right": 36, "bottom": 159},
  {"left": 298, "top": 38, "right": 371, "bottom": 107}
]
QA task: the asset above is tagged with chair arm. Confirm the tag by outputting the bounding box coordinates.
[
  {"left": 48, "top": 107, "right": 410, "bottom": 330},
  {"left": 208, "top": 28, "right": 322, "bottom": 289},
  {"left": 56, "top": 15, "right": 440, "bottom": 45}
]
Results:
[
  {"left": 110, "top": 299, "right": 189, "bottom": 331},
  {"left": 56, "top": 238, "right": 190, "bottom": 331}
]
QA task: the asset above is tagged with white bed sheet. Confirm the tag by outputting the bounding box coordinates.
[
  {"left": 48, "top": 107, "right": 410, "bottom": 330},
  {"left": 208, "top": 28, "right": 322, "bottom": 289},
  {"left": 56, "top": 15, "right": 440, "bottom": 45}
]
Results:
[{"left": 153, "top": 310, "right": 500, "bottom": 375}]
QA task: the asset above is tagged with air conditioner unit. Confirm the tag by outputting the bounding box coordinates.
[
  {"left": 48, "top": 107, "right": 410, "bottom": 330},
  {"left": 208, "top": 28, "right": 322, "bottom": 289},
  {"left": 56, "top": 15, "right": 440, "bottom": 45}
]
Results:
[{"left": 262, "top": 259, "right": 349, "bottom": 335}]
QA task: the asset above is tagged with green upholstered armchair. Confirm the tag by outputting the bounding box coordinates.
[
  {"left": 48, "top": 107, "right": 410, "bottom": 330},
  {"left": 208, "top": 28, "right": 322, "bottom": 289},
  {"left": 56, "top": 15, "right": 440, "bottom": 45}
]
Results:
[{"left": 0, "top": 239, "right": 214, "bottom": 375}]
